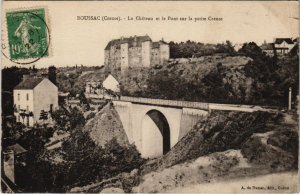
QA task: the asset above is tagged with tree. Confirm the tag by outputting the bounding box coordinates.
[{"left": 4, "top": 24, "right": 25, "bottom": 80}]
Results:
[
  {"left": 69, "top": 107, "right": 85, "bottom": 129},
  {"left": 61, "top": 129, "right": 143, "bottom": 188},
  {"left": 51, "top": 107, "right": 85, "bottom": 131},
  {"left": 48, "top": 66, "right": 57, "bottom": 85}
]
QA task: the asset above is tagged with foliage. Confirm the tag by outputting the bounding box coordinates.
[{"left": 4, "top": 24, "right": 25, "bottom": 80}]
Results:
[
  {"left": 61, "top": 129, "right": 144, "bottom": 189},
  {"left": 78, "top": 91, "right": 90, "bottom": 110},
  {"left": 51, "top": 107, "right": 85, "bottom": 131},
  {"left": 239, "top": 42, "right": 299, "bottom": 106},
  {"left": 120, "top": 42, "right": 298, "bottom": 107},
  {"left": 169, "top": 40, "right": 235, "bottom": 58},
  {"left": 18, "top": 125, "right": 143, "bottom": 193},
  {"left": 48, "top": 66, "right": 57, "bottom": 85},
  {"left": 2, "top": 121, "right": 25, "bottom": 145},
  {"left": 1, "top": 67, "right": 30, "bottom": 115}
]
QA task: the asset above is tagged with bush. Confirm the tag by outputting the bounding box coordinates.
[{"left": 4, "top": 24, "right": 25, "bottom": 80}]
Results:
[
  {"left": 52, "top": 107, "right": 85, "bottom": 131},
  {"left": 61, "top": 129, "right": 144, "bottom": 188}
]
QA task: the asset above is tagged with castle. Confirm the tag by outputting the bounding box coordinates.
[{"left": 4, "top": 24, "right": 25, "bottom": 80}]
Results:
[{"left": 104, "top": 35, "right": 170, "bottom": 72}]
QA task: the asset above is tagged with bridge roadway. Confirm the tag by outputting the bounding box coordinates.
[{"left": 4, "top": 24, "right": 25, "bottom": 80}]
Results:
[{"left": 86, "top": 93, "right": 269, "bottom": 112}]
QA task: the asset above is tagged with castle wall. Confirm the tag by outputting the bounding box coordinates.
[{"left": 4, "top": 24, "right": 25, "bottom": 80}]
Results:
[
  {"left": 121, "top": 43, "right": 129, "bottom": 70},
  {"left": 159, "top": 44, "right": 170, "bottom": 64},
  {"left": 105, "top": 37, "right": 170, "bottom": 72},
  {"left": 151, "top": 48, "right": 160, "bottom": 65},
  {"left": 109, "top": 46, "right": 121, "bottom": 72},
  {"left": 129, "top": 47, "right": 142, "bottom": 67},
  {"left": 104, "top": 50, "right": 110, "bottom": 72}
]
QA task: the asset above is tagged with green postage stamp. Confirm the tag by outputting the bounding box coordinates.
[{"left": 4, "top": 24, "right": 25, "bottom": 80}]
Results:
[{"left": 5, "top": 8, "right": 50, "bottom": 62}]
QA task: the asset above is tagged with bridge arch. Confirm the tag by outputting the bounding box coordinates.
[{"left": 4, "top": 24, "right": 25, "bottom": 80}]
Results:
[{"left": 141, "top": 109, "right": 171, "bottom": 158}]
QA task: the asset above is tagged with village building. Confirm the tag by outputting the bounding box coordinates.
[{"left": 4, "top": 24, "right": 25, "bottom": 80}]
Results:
[
  {"left": 260, "top": 41, "right": 275, "bottom": 56},
  {"left": 233, "top": 43, "right": 244, "bottom": 52},
  {"left": 102, "top": 74, "right": 120, "bottom": 93},
  {"left": 104, "top": 35, "right": 170, "bottom": 72},
  {"left": 13, "top": 76, "right": 58, "bottom": 127},
  {"left": 273, "top": 38, "right": 295, "bottom": 55},
  {"left": 3, "top": 143, "right": 27, "bottom": 184},
  {"left": 85, "top": 74, "right": 120, "bottom": 98}
]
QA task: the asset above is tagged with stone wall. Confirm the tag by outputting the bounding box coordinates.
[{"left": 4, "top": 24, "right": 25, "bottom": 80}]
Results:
[
  {"left": 129, "top": 47, "right": 142, "bottom": 67},
  {"left": 141, "top": 41, "right": 151, "bottom": 67},
  {"left": 120, "top": 43, "right": 129, "bottom": 70},
  {"left": 151, "top": 48, "right": 160, "bottom": 65},
  {"left": 109, "top": 46, "right": 121, "bottom": 72},
  {"left": 159, "top": 43, "right": 170, "bottom": 64}
]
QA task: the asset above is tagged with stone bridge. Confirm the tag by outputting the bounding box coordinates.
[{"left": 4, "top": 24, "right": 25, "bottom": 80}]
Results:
[
  {"left": 111, "top": 96, "right": 269, "bottom": 158},
  {"left": 112, "top": 96, "right": 209, "bottom": 158}
]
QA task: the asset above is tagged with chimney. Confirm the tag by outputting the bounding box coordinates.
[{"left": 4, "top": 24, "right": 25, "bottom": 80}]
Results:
[
  {"left": 264, "top": 40, "right": 266, "bottom": 44},
  {"left": 134, "top": 35, "right": 137, "bottom": 41},
  {"left": 121, "top": 36, "right": 124, "bottom": 40},
  {"left": 161, "top": 37, "right": 164, "bottom": 41}
]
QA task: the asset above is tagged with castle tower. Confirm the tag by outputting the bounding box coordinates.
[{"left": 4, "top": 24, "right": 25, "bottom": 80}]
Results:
[
  {"left": 120, "top": 42, "right": 129, "bottom": 71},
  {"left": 159, "top": 38, "right": 170, "bottom": 64},
  {"left": 142, "top": 40, "right": 151, "bottom": 67}
]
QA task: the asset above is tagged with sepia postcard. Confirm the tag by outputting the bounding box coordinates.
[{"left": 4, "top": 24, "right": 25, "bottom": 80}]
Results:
[{"left": 1, "top": 0, "right": 299, "bottom": 193}]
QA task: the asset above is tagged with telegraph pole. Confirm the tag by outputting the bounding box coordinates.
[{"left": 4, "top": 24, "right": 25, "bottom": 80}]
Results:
[{"left": 288, "top": 87, "right": 292, "bottom": 111}]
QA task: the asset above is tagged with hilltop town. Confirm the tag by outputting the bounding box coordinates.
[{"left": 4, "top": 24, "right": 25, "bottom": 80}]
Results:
[{"left": 1, "top": 35, "right": 299, "bottom": 193}]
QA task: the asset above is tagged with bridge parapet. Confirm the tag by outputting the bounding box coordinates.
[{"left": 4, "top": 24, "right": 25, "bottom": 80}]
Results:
[
  {"left": 118, "top": 96, "right": 209, "bottom": 110},
  {"left": 112, "top": 100, "right": 132, "bottom": 107}
]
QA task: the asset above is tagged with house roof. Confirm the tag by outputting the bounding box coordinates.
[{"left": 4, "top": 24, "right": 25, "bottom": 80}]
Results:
[
  {"left": 274, "top": 38, "right": 294, "bottom": 44},
  {"left": 293, "top": 37, "right": 299, "bottom": 43},
  {"left": 105, "top": 35, "right": 152, "bottom": 50},
  {"left": 260, "top": 43, "right": 274, "bottom": 50},
  {"left": 14, "top": 77, "right": 44, "bottom": 90},
  {"left": 6, "top": 143, "right": 27, "bottom": 155},
  {"left": 159, "top": 40, "right": 168, "bottom": 45}
]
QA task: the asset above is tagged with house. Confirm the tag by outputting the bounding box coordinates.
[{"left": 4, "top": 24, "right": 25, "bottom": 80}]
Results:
[
  {"left": 274, "top": 38, "right": 295, "bottom": 55},
  {"left": 3, "top": 143, "right": 27, "bottom": 184},
  {"left": 104, "top": 35, "right": 170, "bottom": 73},
  {"left": 102, "top": 74, "right": 120, "bottom": 93},
  {"left": 85, "top": 74, "right": 120, "bottom": 99},
  {"left": 13, "top": 76, "right": 58, "bottom": 127},
  {"left": 260, "top": 41, "right": 275, "bottom": 56},
  {"left": 233, "top": 43, "right": 244, "bottom": 52}
]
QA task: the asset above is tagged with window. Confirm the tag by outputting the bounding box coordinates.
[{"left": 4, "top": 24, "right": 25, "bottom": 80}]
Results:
[
  {"left": 18, "top": 105, "right": 20, "bottom": 111},
  {"left": 26, "top": 93, "right": 29, "bottom": 101},
  {"left": 18, "top": 115, "right": 20, "bottom": 122},
  {"left": 17, "top": 93, "right": 20, "bottom": 101}
]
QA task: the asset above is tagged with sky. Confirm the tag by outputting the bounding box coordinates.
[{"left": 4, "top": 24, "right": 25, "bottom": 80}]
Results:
[{"left": 1, "top": 1, "right": 299, "bottom": 68}]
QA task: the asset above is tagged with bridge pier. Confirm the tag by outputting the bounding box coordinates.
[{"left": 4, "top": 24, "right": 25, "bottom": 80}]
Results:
[
  {"left": 179, "top": 108, "right": 209, "bottom": 139},
  {"left": 112, "top": 101, "right": 133, "bottom": 143}
]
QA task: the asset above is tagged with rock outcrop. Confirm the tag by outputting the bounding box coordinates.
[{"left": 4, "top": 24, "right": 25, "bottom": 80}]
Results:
[{"left": 83, "top": 103, "right": 129, "bottom": 147}]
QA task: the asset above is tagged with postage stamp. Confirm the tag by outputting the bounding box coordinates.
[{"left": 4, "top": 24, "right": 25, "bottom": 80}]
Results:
[{"left": 4, "top": 8, "right": 50, "bottom": 63}]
